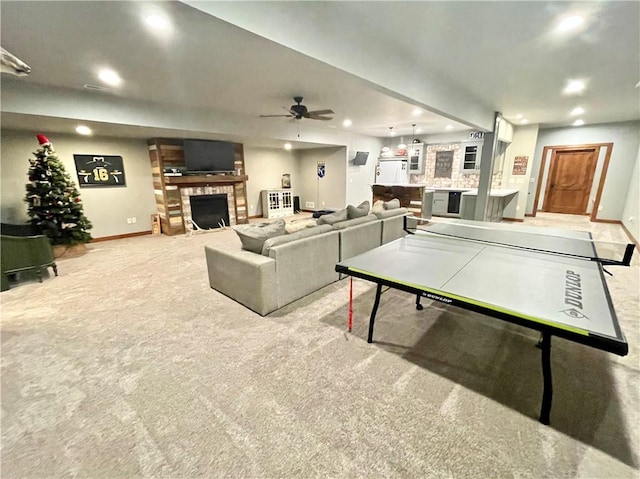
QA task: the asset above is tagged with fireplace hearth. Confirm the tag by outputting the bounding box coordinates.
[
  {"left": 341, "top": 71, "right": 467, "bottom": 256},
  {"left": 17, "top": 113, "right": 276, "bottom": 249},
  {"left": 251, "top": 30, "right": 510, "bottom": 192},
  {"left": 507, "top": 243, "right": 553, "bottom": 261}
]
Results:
[{"left": 189, "top": 194, "right": 230, "bottom": 230}]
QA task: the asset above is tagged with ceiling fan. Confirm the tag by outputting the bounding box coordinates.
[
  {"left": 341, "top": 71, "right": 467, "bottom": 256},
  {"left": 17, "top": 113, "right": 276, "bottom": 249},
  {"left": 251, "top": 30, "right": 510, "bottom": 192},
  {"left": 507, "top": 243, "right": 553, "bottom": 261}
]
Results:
[{"left": 260, "top": 96, "right": 334, "bottom": 121}]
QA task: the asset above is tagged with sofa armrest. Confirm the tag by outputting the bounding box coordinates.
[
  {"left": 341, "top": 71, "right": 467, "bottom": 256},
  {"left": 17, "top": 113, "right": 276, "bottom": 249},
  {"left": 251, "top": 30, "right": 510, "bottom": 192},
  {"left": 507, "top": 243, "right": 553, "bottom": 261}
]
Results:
[
  {"left": 204, "top": 246, "right": 278, "bottom": 316},
  {"left": 378, "top": 209, "right": 410, "bottom": 244}
]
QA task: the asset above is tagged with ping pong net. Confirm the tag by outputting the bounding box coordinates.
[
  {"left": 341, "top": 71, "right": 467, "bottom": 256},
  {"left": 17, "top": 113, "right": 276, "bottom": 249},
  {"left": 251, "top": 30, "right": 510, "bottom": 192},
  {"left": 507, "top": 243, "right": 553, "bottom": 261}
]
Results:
[{"left": 404, "top": 216, "right": 635, "bottom": 266}]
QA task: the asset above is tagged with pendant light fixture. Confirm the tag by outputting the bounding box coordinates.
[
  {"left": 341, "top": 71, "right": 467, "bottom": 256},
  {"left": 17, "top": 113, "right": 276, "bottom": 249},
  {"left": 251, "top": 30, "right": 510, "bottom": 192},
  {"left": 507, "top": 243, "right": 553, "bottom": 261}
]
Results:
[{"left": 409, "top": 124, "right": 417, "bottom": 156}]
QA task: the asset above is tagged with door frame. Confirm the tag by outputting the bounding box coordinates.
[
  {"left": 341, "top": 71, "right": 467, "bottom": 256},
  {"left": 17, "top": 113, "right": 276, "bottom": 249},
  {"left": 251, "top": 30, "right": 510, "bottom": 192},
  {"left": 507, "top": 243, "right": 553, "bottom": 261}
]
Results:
[{"left": 532, "top": 142, "right": 613, "bottom": 221}]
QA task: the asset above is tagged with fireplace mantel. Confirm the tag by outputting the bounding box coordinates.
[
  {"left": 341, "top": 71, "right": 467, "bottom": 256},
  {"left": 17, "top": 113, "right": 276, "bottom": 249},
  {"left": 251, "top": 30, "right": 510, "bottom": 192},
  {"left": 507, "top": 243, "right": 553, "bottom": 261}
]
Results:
[{"left": 164, "top": 174, "right": 248, "bottom": 187}]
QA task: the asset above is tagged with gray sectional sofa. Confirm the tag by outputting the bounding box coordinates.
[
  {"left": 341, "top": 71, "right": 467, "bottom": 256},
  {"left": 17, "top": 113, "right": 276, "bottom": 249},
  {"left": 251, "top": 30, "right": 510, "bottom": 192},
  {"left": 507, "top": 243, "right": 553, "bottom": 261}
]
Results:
[{"left": 204, "top": 206, "right": 410, "bottom": 316}]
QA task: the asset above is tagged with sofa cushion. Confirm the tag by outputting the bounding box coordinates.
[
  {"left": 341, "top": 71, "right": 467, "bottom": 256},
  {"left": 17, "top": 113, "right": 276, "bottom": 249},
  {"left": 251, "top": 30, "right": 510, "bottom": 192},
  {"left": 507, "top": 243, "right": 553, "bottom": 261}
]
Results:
[
  {"left": 261, "top": 224, "right": 333, "bottom": 256},
  {"left": 347, "top": 200, "right": 370, "bottom": 219},
  {"left": 373, "top": 207, "right": 409, "bottom": 219},
  {"left": 383, "top": 198, "right": 401, "bottom": 210},
  {"left": 285, "top": 218, "right": 317, "bottom": 234},
  {"left": 331, "top": 214, "right": 377, "bottom": 230},
  {"left": 233, "top": 219, "right": 286, "bottom": 254},
  {"left": 317, "top": 208, "right": 348, "bottom": 225}
]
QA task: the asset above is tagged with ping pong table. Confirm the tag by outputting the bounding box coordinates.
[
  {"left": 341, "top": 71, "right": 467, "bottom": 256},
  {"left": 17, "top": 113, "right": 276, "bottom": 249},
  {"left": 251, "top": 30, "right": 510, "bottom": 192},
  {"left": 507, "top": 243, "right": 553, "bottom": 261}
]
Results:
[{"left": 335, "top": 216, "right": 634, "bottom": 425}]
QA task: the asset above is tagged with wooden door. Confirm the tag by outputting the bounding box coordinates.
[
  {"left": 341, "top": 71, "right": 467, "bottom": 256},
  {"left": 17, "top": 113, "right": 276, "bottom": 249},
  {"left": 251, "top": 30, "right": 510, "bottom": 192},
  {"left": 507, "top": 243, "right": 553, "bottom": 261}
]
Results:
[{"left": 543, "top": 148, "right": 598, "bottom": 214}]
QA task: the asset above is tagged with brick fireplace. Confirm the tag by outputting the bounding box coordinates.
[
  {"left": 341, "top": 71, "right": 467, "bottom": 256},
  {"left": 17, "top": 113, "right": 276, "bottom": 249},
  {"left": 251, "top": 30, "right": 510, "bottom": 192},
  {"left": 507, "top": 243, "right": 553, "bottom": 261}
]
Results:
[{"left": 180, "top": 185, "right": 236, "bottom": 231}]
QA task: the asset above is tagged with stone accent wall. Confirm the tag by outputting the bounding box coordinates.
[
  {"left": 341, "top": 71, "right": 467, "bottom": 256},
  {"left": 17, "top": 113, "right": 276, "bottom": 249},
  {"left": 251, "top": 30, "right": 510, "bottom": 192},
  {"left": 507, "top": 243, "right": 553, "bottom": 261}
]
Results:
[
  {"left": 410, "top": 143, "right": 502, "bottom": 189},
  {"left": 180, "top": 185, "right": 236, "bottom": 231}
]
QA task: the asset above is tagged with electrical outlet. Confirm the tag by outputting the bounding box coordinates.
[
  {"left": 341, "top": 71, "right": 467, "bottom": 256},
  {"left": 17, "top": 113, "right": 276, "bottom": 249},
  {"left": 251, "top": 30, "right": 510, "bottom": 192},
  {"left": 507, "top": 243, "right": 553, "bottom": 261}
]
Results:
[
  {"left": 322, "top": 201, "right": 325, "bottom": 206},
  {"left": 127, "top": 218, "right": 132, "bottom": 224},
  {"left": 598, "top": 206, "right": 603, "bottom": 211},
  {"left": 250, "top": 204, "right": 254, "bottom": 210},
  {"left": 306, "top": 201, "right": 315, "bottom": 208},
  {"left": 132, "top": 217, "right": 137, "bottom": 224}
]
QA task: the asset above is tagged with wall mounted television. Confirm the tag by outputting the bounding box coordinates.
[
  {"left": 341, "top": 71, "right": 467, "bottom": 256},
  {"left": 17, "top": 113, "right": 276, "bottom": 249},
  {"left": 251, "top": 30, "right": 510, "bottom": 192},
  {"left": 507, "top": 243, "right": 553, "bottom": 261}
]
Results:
[
  {"left": 353, "top": 151, "right": 369, "bottom": 165},
  {"left": 183, "top": 139, "right": 236, "bottom": 174}
]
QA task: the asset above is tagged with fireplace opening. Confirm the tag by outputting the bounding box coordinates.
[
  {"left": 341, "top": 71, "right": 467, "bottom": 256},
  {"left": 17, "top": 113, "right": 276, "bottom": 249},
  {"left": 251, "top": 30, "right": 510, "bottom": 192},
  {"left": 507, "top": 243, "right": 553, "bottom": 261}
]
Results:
[{"left": 190, "top": 194, "right": 230, "bottom": 229}]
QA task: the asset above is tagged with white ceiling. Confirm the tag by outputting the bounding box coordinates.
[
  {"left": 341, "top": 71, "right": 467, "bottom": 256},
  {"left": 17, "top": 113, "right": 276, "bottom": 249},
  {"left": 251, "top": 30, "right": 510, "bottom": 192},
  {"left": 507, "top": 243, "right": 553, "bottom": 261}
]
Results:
[{"left": 1, "top": 1, "right": 638, "bottom": 147}]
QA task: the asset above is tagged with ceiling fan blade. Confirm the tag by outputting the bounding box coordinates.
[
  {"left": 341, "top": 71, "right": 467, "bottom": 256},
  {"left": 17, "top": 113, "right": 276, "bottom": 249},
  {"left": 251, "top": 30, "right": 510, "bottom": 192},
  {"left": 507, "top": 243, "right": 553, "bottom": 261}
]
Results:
[
  {"left": 307, "top": 115, "right": 333, "bottom": 121},
  {"left": 259, "top": 114, "right": 294, "bottom": 118},
  {"left": 306, "top": 109, "right": 334, "bottom": 116}
]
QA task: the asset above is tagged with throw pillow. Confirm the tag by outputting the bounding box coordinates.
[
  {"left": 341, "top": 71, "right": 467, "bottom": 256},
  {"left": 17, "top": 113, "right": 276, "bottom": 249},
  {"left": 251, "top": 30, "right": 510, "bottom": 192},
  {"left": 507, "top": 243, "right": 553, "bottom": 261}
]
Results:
[
  {"left": 284, "top": 218, "right": 318, "bottom": 234},
  {"left": 347, "top": 200, "right": 370, "bottom": 219},
  {"left": 233, "top": 219, "right": 286, "bottom": 253},
  {"left": 371, "top": 200, "right": 385, "bottom": 214},
  {"left": 317, "top": 208, "right": 348, "bottom": 225},
  {"left": 383, "top": 198, "right": 401, "bottom": 210}
]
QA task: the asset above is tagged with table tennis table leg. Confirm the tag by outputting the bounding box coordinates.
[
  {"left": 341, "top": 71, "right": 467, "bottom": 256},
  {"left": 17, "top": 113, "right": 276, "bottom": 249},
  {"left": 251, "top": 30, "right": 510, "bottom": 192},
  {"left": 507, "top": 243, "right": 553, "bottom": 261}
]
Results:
[
  {"left": 367, "top": 284, "right": 383, "bottom": 343},
  {"left": 415, "top": 294, "right": 423, "bottom": 310},
  {"left": 538, "top": 332, "right": 553, "bottom": 425}
]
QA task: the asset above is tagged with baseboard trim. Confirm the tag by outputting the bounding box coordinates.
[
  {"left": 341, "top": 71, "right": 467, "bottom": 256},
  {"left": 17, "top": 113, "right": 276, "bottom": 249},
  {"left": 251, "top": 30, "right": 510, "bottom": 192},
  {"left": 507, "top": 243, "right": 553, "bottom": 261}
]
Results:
[
  {"left": 591, "top": 218, "right": 622, "bottom": 224},
  {"left": 620, "top": 222, "right": 640, "bottom": 251},
  {"left": 502, "top": 217, "right": 524, "bottom": 222},
  {"left": 91, "top": 231, "right": 152, "bottom": 242}
]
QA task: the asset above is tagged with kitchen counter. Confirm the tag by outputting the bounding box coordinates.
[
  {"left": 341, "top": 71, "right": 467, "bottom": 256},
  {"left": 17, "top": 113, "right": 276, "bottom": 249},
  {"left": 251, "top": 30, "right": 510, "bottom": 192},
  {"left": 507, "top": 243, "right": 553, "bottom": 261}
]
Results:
[
  {"left": 461, "top": 188, "right": 519, "bottom": 197},
  {"left": 371, "top": 184, "right": 432, "bottom": 218},
  {"left": 460, "top": 189, "right": 519, "bottom": 221}
]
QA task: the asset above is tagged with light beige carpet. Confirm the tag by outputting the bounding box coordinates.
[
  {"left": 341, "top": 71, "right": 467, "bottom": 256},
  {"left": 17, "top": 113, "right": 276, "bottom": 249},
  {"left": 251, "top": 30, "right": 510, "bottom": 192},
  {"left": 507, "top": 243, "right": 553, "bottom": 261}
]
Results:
[{"left": 1, "top": 213, "right": 638, "bottom": 478}]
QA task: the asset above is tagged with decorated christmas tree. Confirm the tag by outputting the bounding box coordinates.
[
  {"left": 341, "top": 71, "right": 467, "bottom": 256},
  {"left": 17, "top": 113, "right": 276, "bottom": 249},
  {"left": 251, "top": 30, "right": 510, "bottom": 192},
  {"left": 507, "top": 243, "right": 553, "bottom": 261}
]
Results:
[{"left": 24, "top": 134, "right": 93, "bottom": 245}]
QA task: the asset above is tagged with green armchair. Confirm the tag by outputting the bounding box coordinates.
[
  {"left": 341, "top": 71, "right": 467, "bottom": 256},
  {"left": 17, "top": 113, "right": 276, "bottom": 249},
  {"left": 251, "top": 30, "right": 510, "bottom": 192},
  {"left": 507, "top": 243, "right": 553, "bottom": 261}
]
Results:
[{"left": 1, "top": 223, "right": 58, "bottom": 291}]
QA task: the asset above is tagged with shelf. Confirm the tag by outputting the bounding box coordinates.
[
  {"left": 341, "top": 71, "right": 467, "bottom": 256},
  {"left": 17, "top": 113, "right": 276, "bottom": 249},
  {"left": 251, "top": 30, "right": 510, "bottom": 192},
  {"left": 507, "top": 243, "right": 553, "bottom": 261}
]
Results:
[{"left": 164, "top": 175, "right": 248, "bottom": 186}]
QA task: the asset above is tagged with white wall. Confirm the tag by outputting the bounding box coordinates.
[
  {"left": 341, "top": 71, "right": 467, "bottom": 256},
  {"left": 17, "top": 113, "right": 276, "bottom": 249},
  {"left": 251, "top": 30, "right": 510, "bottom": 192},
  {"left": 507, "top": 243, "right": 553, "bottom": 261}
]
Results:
[
  {"left": 243, "top": 146, "right": 299, "bottom": 217},
  {"left": 345, "top": 136, "right": 383, "bottom": 206},
  {"left": 527, "top": 121, "right": 640, "bottom": 220},
  {"left": 296, "top": 147, "right": 346, "bottom": 210},
  {"left": 500, "top": 124, "right": 539, "bottom": 220},
  {"left": 622, "top": 145, "right": 640, "bottom": 243},
  {"left": 0, "top": 129, "right": 156, "bottom": 238}
]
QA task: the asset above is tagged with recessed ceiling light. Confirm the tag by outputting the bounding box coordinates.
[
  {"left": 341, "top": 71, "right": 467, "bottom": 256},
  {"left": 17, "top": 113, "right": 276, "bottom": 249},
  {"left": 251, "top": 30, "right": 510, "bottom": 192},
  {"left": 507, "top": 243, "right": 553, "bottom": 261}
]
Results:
[
  {"left": 412, "top": 109, "right": 421, "bottom": 116},
  {"left": 570, "top": 106, "right": 585, "bottom": 116},
  {"left": 556, "top": 15, "right": 584, "bottom": 33},
  {"left": 144, "top": 14, "right": 171, "bottom": 31},
  {"left": 515, "top": 113, "right": 523, "bottom": 119},
  {"left": 563, "top": 79, "right": 586, "bottom": 95},
  {"left": 573, "top": 119, "right": 585, "bottom": 126},
  {"left": 284, "top": 143, "right": 292, "bottom": 150},
  {"left": 98, "top": 68, "right": 122, "bottom": 87},
  {"left": 521, "top": 119, "right": 529, "bottom": 124},
  {"left": 445, "top": 125, "right": 453, "bottom": 131},
  {"left": 75, "top": 125, "right": 92, "bottom": 136},
  {"left": 342, "top": 119, "right": 352, "bottom": 127}
]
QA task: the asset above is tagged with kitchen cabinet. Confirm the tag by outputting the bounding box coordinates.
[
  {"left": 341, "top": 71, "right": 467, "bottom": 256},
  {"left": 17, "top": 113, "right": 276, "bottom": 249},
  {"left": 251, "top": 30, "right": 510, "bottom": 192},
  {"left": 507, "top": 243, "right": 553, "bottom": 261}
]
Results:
[
  {"left": 408, "top": 143, "right": 425, "bottom": 175},
  {"left": 432, "top": 192, "right": 449, "bottom": 215}
]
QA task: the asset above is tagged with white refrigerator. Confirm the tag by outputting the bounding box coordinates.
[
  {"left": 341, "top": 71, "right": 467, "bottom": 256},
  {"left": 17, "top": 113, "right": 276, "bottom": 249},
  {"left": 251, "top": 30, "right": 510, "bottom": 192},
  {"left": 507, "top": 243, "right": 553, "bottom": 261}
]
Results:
[{"left": 376, "top": 159, "right": 409, "bottom": 184}]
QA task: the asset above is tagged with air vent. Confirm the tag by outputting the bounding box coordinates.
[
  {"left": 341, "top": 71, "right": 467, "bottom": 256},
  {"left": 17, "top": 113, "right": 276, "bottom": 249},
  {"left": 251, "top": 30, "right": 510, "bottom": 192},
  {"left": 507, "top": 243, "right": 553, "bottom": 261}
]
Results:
[{"left": 83, "top": 84, "right": 113, "bottom": 93}]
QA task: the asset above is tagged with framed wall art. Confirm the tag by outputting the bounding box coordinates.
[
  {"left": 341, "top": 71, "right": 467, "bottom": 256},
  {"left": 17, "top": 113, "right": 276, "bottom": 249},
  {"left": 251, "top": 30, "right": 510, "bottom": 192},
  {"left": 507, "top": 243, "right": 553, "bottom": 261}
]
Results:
[{"left": 73, "top": 154, "right": 126, "bottom": 187}]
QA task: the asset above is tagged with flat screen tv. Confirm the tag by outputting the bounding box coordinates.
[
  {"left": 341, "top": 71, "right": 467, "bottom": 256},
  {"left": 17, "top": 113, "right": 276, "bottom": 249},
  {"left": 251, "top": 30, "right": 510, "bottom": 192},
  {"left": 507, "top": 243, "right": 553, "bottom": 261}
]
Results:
[
  {"left": 353, "top": 151, "right": 369, "bottom": 165},
  {"left": 183, "top": 139, "right": 236, "bottom": 174}
]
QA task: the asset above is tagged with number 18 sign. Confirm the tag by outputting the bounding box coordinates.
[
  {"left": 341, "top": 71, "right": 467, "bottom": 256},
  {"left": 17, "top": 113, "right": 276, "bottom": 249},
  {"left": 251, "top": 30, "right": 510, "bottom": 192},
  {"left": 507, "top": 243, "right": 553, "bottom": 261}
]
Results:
[{"left": 73, "top": 155, "right": 126, "bottom": 187}]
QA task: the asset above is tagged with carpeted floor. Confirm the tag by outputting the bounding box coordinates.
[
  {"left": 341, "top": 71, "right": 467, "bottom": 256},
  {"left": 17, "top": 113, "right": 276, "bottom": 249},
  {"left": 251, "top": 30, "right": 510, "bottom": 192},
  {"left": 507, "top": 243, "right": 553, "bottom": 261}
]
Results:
[{"left": 1, "top": 212, "right": 638, "bottom": 478}]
